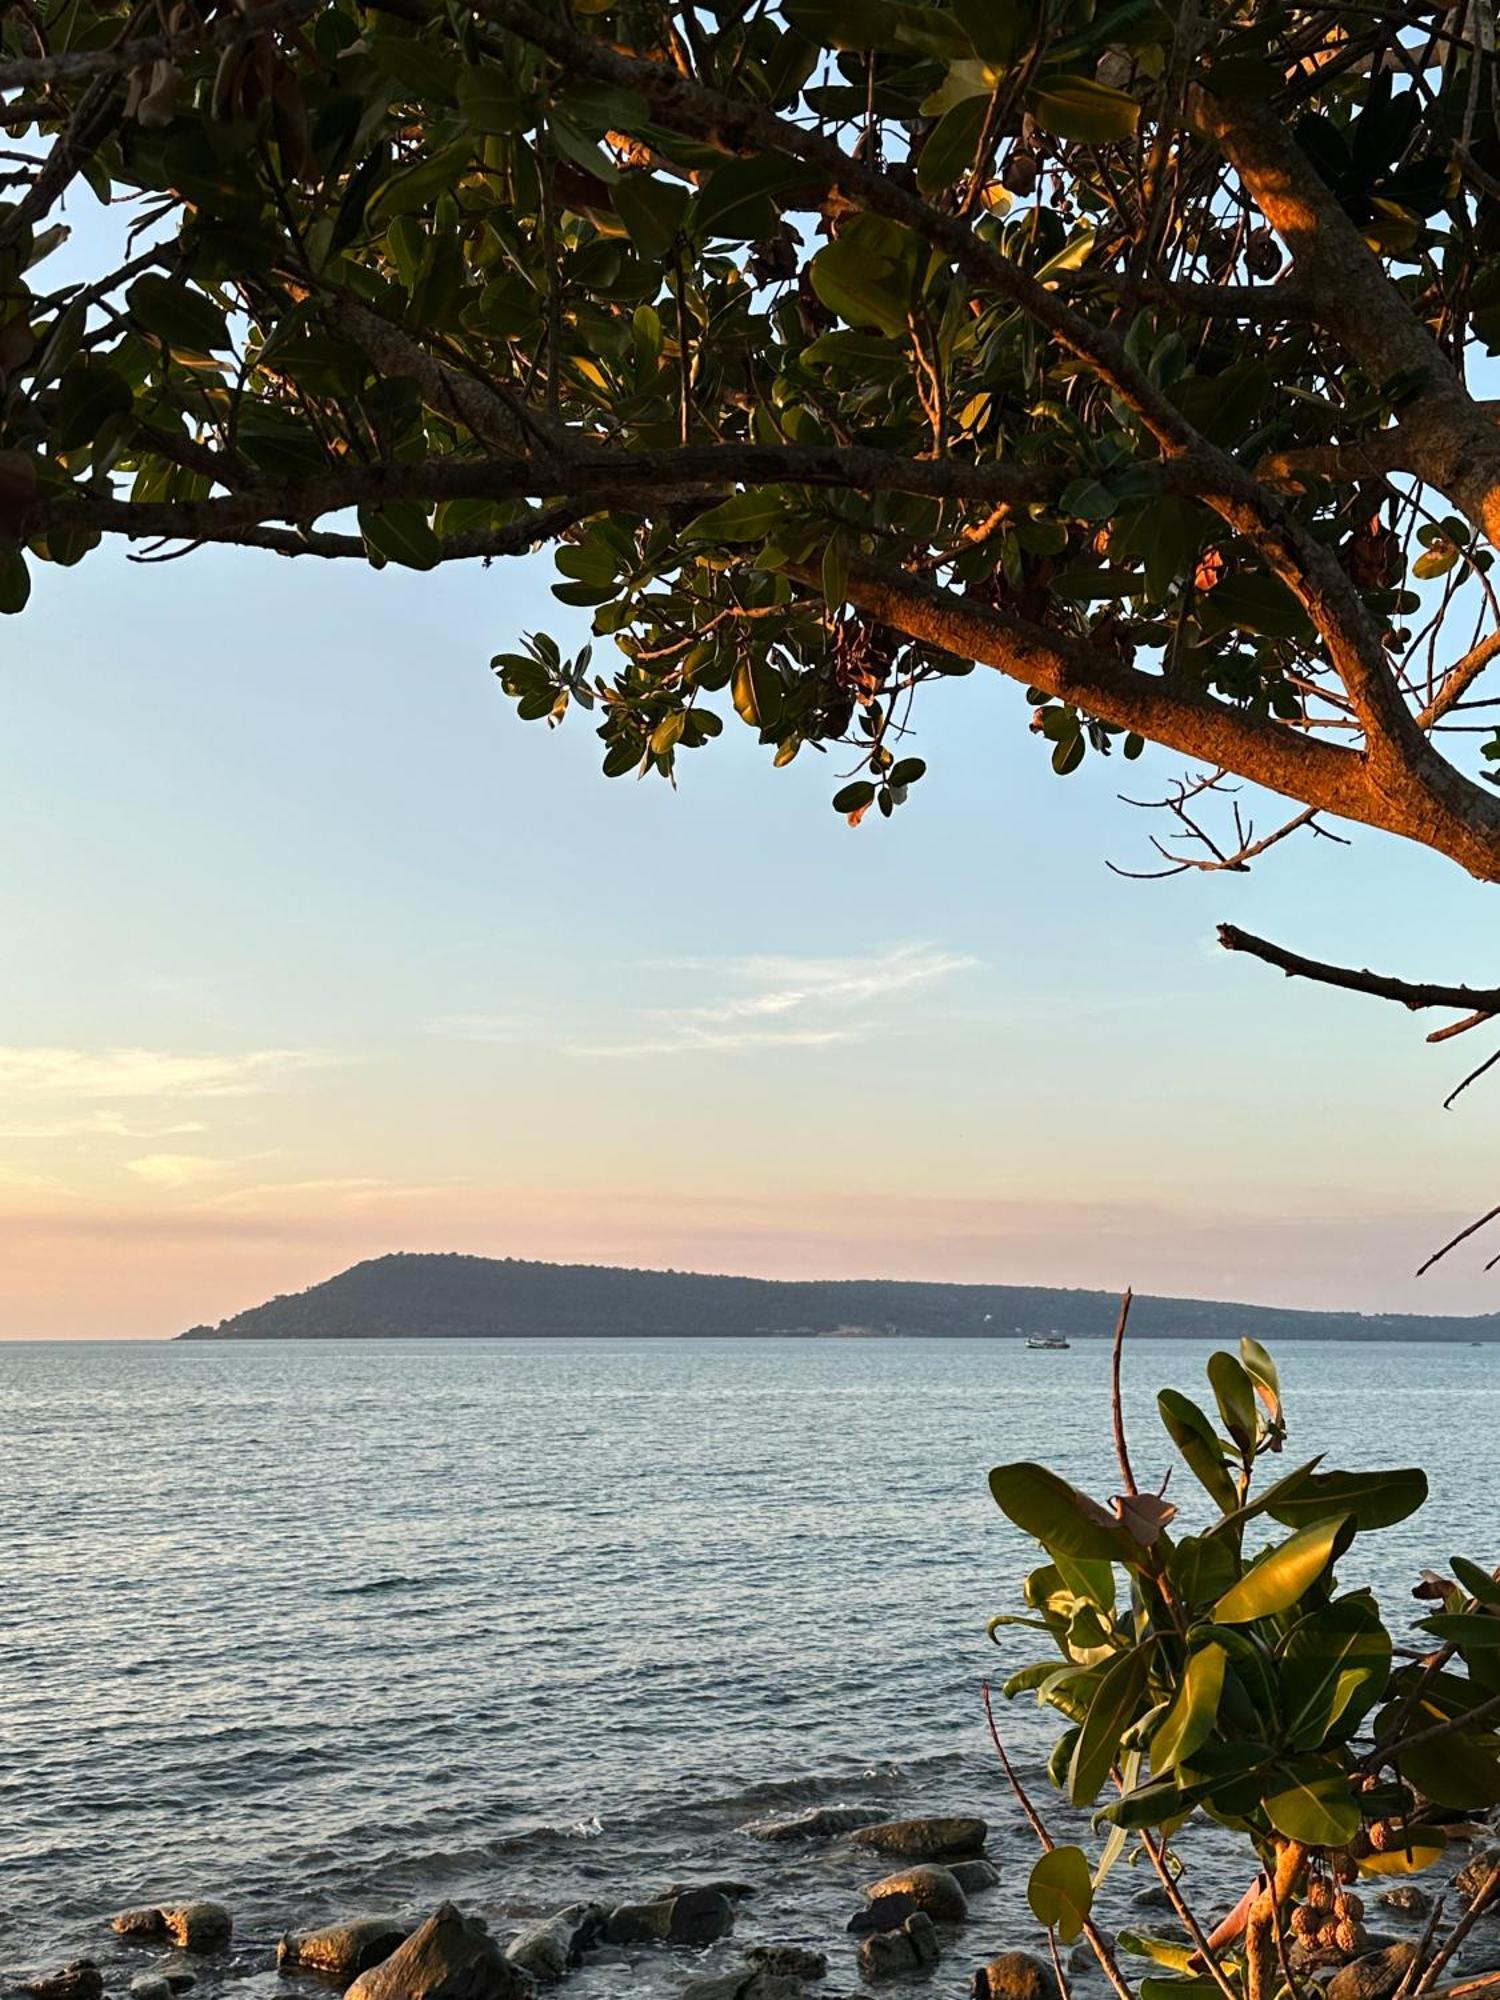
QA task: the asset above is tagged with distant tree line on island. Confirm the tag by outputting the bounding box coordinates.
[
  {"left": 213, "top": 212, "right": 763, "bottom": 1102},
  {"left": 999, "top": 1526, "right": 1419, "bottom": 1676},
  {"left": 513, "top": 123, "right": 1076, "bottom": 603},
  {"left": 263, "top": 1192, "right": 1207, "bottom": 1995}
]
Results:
[{"left": 176, "top": 1253, "right": 1500, "bottom": 1342}]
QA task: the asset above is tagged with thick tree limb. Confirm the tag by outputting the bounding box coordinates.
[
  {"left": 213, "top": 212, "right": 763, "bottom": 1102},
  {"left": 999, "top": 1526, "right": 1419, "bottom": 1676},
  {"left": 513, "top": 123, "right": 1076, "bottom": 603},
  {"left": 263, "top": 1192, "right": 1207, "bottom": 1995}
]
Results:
[{"left": 1197, "top": 90, "right": 1500, "bottom": 551}]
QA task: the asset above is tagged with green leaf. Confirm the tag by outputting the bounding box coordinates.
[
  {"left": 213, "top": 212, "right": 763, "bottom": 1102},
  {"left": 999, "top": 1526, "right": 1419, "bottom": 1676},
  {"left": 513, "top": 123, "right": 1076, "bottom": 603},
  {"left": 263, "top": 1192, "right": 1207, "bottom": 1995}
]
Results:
[
  {"left": 456, "top": 64, "right": 532, "bottom": 133},
  {"left": 613, "top": 173, "right": 689, "bottom": 260},
  {"left": 810, "top": 214, "right": 927, "bottom": 337},
  {"left": 1266, "top": 1468, "right": 1427, "bottom": 1533},
  {"left": 916, "top": 94, "right": 989, "bottom": 193},
  {"left": 1206, "top": 1351, "right": 1257, "bottom": 1456},
  {"left": 1157, "top": 1389, "right": 1238, "bottom": 1516},
  {"left": 832, "top": 780, "right": 876, "bottom": 814},
  {"left": 1028, "top": 74, "right": 1141, "bottom": 143},
  {"left": 358, "top": 502, "right": 442, "bottom": 570},
  {"left": 126, "top": 274, "right": 230, "bottom": 353},
  {"left": 1213, "top": 1516, "right": 1349, "bottom": 1624},
  {"left": 1151, "top": 1642, "right": 1226, "bottom": 1776},
  {"left": 1280, "top": 1597, "right": 1392, "bottom": 1750},
  {"left": 685, "top": 490, "right": 786, "bottom": 543},
  {"left": 1263, "top": 1760, "right": 1360, "bottom": 1846},
  {"left": 1196, "top": 571, "right": 1310, "bottom": 640},
  {"left": 1028, "top": 1846, "right": 1094, "bottom": 1943},
  {"left": 1239, "top": 1336, "right": 1281, "bottom": 1425},
  {"left": 989, "top": 1461, "right": 1137, "bottom": 1564},
  {"left": 1401, "top": 1727, "right": 1500, "bottom": 1809},
  {"left": 0, "top": 546, "right": 29, "bottom": 612},
  {"left": 53, "top": 364, "right": 132, "bottom": 451},
  {"left": 1454, "top": 1558, "right": 1500, "bottom": 1605},
  {"left": 1417, "top": 1612, "right": 1500, "bottom": 1647},
  {"left": 694, "top": 155, "right": 810, "bottom": 239},
  {"left": 1117, "top": 1934, "right": 1198, "bottom": 1973},
  {"left": 1069, "top": 1641, "right": 1153, "bottom": 1804}
]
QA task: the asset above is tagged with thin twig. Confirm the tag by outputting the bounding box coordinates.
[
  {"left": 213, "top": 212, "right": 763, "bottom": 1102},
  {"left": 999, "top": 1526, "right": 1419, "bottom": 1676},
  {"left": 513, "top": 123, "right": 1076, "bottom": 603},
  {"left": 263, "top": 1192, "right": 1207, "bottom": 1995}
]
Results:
[{"left": 1111, "top": 1288, "right": 1138, "bottom": 1498}]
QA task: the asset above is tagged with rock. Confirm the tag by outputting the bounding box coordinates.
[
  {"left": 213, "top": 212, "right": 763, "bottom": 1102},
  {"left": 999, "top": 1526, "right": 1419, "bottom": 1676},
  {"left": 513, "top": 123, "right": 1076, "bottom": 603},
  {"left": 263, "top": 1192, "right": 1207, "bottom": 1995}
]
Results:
[
  {"left": 850, "top": 1819, "right": 986, "bottom": 1862},
  {"left": 1327, "top": 1943, "right": 1419, "bottom": 2000},
  {"left": 857, "top": 1915, "right": 940, "bottom": 1982},
  {"left": 504, "top": 1906, "right": 606, "bottom": 1984},
  {"left": 129, "top": 1981, "right": 173, "bottom": 2000},
  {"left": 972, "top": 1953, "right": 1061, "bottom": 2000},
  {"left": 1130, "top": 1886, "right": 1172, "bottom": 1912},
  {"left": 1378, "top": 1888, "right": 1432, "bottom": 1918},
  {"left": 25, "top": 1965, "right": 102, "bottom": 2000},
  {"left": 750, "top": 1808, "right": 883, "bottom": 1843},
  {"left": 662, "top": 1883, "right": 757, "bottom": 1905},
  {"left": 948, "top": 1862, "right": 999, "bottom": 1896},
  {"left": 678, "top": 1976, "right": 803, "bottom": 2000},
  {"left": 1070, "top": 1934, "right": 1112, "bottom": 1974},
  {"left": 864, "top": 1871, "right": 967, "bottom": 1925},
  {"left": 745, "top": 1948, "right": 827, "bottom": 1982},
  {"left": 345, "top": 1903, "right": 533, "bottom": 2000},
  {"left": 603, "top": 1890, "right": 734, "bottom": 1948},
  {"left": 112, "top": 1907, "right": 231, "bottom": 1953},
  {"left": 1458, "top": 1851, "right": 1500, "bottom": 1907},
  {"left": 278, "top": 1918, "right": 410, "bottom": 1980},
  {"left": 114, "top": 1913, "right": 169, "bottom": 1941},
  {"left": 849, "top": 1896, "right": 918, "bottom": 1937}
]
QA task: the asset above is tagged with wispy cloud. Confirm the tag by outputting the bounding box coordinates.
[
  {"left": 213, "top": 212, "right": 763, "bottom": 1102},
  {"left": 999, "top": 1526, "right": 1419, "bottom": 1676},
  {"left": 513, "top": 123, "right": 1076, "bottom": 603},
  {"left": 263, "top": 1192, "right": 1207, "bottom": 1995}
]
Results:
[
  {"left": 430, "top": 945, "right": 978, "bottom": 1059},
  {"left": 0, "top": 1046, "right": 330, "bottom": 1101},
  {"left": 0, "top": 1111, "right": 210, "bottom": 1140},
  {"left": 125, "top": 1154, "right": 234, "bottom": 1191},
  {"left": 579, "top": 944, "right": 978, "bottom": 1057}
]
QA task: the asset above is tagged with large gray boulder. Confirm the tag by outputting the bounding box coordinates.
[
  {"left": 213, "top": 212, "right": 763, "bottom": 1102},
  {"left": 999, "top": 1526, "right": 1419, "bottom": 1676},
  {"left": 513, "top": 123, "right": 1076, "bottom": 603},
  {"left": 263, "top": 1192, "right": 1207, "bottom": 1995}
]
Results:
[
  {"left": 850, "top": 1819, "right": 987, "bottom": 1862},
  {"left": 863, "top": 1870, "right": 967, "bottom": 1925},
  {"left": 278, "top": 1918, "right": 409, "bottom": 1980},
  {"left": 849, "top": 1895, "right": 918, "bottom": 1936},
  {"left": 972, "top": 1952, "right": 1061, "bottom": 2000},
  {"left": 949, "top": 1861, "right": 999, "bottom": 1896},
  {"left": 112, "top": 1906, "right": 232, "bottom": 1952},
  {"left": 1327, "top": 1943, "right": 1419, "bottom": 2000},
  {"left": 345, "top": 1903, "right": 532, "bottom": 2000},
  {"left": 749, "top": 1808, "right": 883, "bottom": 1843},
  {"left": 504, "top": 1906, "right": 606, "bottom": 1984},
  {"left": 858, "top": 1914, "right": 940, "bottom": 1982},
  {"left": 603, "top": 1889, "right": 734, "bottom": 1948}
]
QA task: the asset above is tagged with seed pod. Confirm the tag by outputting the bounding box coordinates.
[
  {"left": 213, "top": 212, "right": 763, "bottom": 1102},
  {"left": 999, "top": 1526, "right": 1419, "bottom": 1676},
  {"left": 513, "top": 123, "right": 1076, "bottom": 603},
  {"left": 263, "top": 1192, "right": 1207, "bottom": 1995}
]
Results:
[
  {"left": 1317, "top": 1921, "right": 1342, "bottom": 1951},
  {"left": 1368, "top": 1820, "right": 1398, "bottom": 1853},
  {"left": 1335, "top": 1920, "right": 1368, "bottom": 1956},
  {"left": 1335, "top": 1893, "right": 1364, "bottom": 1921},
  {"left": 1308, "top": 1878, "right": 1335, "bottom": 1913},
  {"left": 1291, "top": 1906, "right": 1319, "bottom": 1940},
  {"left": 1351, "top": 1827, "right": 1373, "bottom": 1860},
  {"left": 1333, "top": 1853, "right": 1359, "bottom": 1885}
]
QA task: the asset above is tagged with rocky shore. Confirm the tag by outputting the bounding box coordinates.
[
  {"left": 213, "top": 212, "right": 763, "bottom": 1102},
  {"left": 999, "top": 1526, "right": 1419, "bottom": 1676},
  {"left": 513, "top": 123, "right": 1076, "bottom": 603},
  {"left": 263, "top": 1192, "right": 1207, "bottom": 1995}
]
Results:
[{"left": 11, "top": 1813, "right": 1500, "bottom": 2000}]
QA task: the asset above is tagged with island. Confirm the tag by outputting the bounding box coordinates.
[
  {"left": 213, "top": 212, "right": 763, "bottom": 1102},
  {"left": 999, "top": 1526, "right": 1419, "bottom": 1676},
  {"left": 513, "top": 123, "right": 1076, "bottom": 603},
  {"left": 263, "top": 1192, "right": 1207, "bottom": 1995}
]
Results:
[{"left": 176, "top": 1253, "right": 1500, "bottom": 1342}]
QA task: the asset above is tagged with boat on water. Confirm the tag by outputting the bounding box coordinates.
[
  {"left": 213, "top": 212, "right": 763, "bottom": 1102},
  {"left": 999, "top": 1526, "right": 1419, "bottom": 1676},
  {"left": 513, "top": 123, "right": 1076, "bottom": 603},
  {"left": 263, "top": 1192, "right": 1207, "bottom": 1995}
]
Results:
[{"left": 1027, "top": 1333, "right": 1071, "bottom": 1350}]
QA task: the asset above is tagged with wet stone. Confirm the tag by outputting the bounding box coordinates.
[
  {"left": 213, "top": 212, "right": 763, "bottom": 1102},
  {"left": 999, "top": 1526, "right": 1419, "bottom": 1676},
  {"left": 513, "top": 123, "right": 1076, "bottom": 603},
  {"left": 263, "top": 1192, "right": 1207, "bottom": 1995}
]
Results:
[
  {"left": 1327, "top": 1943, "right": 1419, "bottom": 2000},
  {"left": 863, "top": 1871, "right": 967, "bottom": 1925},
  {"left": 948, "top": 1862, "right": 999, "bottom": 1896},
  {"left": 345, "top": 1901, "right": 532, "bottom": 2000},
  {"left": 848, "top": 1897, "right": 917, "bottom": 1937},
  {"left": 750, "top": 1809, "right": 884, "bottom": 1843},
  {"left": 849, "top": 1819, "right": 987, "bottom": 1862},
  {"left": 277, "top": 1918, "right": 410, "bottom": 1981},
  {"left": 25, "top": 1964, "right": 103, "bottom": 2000},
  {"left": 857, "top": 1915, "right": 939, "bottom": 1983},
  {"left": 745, "top": 1949, "right": 828, "bottom": 1981},
  {"left": 971, "top": 1953, "right": 1062, "bottom": 2000}
]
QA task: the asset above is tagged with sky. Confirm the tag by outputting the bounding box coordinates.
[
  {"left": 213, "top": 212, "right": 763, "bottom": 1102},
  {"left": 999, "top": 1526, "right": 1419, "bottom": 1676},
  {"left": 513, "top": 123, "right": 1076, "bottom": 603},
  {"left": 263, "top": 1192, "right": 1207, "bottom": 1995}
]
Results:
[{"left": 4, "top": 515, "right": 1500, "bottom": 1337}]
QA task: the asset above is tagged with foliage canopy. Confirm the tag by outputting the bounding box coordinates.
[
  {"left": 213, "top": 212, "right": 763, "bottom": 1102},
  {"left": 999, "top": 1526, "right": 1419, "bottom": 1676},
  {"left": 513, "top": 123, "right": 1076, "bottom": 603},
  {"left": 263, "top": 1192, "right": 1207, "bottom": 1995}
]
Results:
[{"left": 8, "top": 0, "right": 1500, "bottom": 886}]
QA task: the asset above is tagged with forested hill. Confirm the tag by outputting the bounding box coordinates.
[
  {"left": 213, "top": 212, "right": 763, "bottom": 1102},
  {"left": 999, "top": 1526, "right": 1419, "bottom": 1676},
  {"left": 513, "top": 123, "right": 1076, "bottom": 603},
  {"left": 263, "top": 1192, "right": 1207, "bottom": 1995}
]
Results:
[{"left": 177, "top": 1253, "right": 1500, "bottom": 1342}]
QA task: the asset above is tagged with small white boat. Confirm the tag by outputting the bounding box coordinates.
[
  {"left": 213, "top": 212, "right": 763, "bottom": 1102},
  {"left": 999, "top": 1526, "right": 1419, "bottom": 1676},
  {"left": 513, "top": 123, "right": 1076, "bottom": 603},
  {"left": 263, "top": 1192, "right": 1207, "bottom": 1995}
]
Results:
[{"left": 1027, "top": 1333, "right": 1071, "bottom": 1350}]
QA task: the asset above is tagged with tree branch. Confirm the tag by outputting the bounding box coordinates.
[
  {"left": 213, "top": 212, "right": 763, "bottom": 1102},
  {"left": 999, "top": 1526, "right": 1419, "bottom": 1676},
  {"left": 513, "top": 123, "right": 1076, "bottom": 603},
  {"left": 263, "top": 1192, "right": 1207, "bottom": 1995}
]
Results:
[{"left": 1217, "top": 922, "right": 1500, "bottom": 1014}]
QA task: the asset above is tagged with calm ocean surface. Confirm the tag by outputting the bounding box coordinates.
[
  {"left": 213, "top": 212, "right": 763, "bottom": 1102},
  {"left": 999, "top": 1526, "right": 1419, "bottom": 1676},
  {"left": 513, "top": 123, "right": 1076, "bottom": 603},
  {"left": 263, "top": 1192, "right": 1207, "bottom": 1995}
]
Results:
[{"left": 2, "top": 1336, "right": 1492, "bottom": 1998}]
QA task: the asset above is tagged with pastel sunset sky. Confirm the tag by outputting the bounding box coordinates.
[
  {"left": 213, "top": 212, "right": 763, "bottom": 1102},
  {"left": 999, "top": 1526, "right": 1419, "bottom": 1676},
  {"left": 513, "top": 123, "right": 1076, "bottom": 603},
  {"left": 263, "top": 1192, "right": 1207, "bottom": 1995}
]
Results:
[{"left": 5, "top": 518, "right": 1498, "bottom": 1336}]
